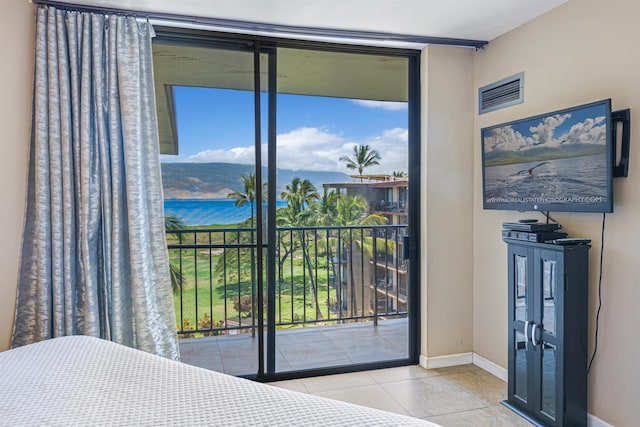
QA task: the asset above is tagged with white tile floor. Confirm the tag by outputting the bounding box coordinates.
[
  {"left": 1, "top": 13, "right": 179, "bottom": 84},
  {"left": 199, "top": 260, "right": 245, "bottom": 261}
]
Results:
[
  {"left": 270, "top": 365, "right": 534, "bottom": 426},
  {"left": 180, "top": 321, "right": 533, "bottom": 425}
]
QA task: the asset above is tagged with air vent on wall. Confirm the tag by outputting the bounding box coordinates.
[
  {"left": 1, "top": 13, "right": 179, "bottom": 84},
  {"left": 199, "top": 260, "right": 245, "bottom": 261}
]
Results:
[{"left": 479, "top": 72, "right": 524, "bottom": 114}]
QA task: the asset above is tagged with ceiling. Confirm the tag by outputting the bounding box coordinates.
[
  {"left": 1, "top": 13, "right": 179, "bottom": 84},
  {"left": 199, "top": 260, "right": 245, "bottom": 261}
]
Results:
[
  {"left": 63, "top": 0, "right": 569, "bottom": 44},
  {"left": 62, "top": 0, "right": 570, "bottom": 155}
]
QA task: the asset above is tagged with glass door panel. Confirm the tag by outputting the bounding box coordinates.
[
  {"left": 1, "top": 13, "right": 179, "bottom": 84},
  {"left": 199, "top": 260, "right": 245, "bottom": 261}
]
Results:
[
  {"left": 539, "top": 255, "right": 558, "bottom": 422},
  {"left": 514, "top": 330, "right": 528, "bottom": 403},
  {"left": 542, "top": 259, "right": 557, "bottom": 336},
  {"left": 271, "top": 47, "right": 412, "bottom": 373},
  {"left": 509, "top": 248, "right": 531, "bottom": 407},
  {"left": 541, "top": 342, "right": 557, "bottom": 420},
  {"left": 154, "top": 40, "right": 263, "bottom": 377},
  {"left": 515, "top": 255, "right": 528, "bottom": 323}
]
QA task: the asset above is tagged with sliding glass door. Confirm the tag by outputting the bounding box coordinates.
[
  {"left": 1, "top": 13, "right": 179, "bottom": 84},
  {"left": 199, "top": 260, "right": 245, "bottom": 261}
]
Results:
[
  {"left": 269, "top": 47, "right": 413, "bottom": 374},
  {"left": 153, "top": 30, "right": 420, "bottom": 380}
]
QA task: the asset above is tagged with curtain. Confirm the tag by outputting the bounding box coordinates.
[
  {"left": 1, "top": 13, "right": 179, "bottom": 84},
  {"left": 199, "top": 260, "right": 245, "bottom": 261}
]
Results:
[{"left": 11, "top": 6, "right": 179, "bottom": 360}]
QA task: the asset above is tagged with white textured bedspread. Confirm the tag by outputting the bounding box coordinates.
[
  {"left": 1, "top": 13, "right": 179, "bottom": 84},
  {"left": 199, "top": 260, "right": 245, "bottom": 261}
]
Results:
[{"left": 0, "top": 336, "right": 438, "bottom": 426}]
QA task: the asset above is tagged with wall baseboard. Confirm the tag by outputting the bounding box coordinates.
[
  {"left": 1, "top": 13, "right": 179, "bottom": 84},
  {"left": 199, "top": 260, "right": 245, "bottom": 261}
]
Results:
[
  {"left": 588, "top": 414, "right": 615, "bottom": 427},
  {"left": 471, "top": 352, "right": 507, "bottom": 382},
  {"left": 419, "top": 352, "right": 614, "bottom": 426},
  {"left": 419, "top": 352, "right": 472, "bottom": 369}
]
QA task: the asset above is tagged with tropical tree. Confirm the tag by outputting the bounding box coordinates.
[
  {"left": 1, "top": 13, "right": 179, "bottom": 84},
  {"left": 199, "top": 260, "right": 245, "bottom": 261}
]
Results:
[
  {"left": 280, "top": 177, "right": 320, "bottom": 214},
  {"left": 274, "top": 204, "right": 302, "bottom": 287},
  {"left": 165, "top": 214, "right": 186, "bottom": 294},
  {"left": 311, "top": 188, "right": 341, "bottom": 226},
  {"left": 333, "top": 195, "right": 389, "bottom": 258},
  {"left": 278, "top": 177, "right": 323, "bottom": 319},
  {"left": 227, "top": 173, "right": 258, "bottom": 226},
  {"left": 339, "top": 144, "right": 381, "bottom": 181},
  {"left": 213, "top": 216, "right": 255, "bottom": 281},
  {"left": 392, "top": 170, "right": 407, "bottom": 178},
  {"left": 227, "top": 173, "right": 260, "bottom": 334},
  {"left": 331, "top": 195, "right": 388, "bottom": 316}
]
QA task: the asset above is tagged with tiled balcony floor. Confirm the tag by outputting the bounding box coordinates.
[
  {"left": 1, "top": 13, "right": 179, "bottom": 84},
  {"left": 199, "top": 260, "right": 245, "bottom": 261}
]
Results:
[{"left": 179, "top": 318, "right": 409, "bottom": 375}]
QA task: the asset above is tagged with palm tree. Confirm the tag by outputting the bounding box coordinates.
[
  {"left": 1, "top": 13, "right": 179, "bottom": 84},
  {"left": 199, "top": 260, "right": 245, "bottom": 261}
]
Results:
[
  {"left": 227, "top": 173, "right": 260, "bottom": 335},
  {"left": 333, "top": 195, "right": 389, "bottom": 260},
  {"left": 278, "top": 177, "right": 323, "bottom": 319},
  {"left": 165, "top": 214, "right": 186, "bottom": 294},
  {"left": 227, "top": 173, "right": 258, "bottom": 225},
  {"left": 274, "top": 204, "right": 302, "bottom": 289},
  {"left": 339, "top": 144, "right": 381, "bottom": 181},
  {"left": 280, "top": 177, "right": 320, "bottom": 214},
  {"left": 311, "top": 188, "right": 341, "bottom": 226},
  {"left": 332, "top": 195, "right": 388, "bottom": 316}
]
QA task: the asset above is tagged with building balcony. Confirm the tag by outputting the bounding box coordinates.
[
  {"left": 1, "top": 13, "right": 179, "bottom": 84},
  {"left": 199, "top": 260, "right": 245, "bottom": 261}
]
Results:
[{"left": 167, "top": 224, "right": 410, "bottom": 373}]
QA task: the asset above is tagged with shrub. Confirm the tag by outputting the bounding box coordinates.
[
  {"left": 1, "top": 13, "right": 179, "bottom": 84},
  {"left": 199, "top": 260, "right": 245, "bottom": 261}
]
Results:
[
  {"left": 232, "top": 295, "right": 254, "bottom": 317},
  {"left": 179, "top": 318, "right": 195, "bottom": 338},
  {"left": 197, "top": 313, "right": 221, "bottom": 336}
]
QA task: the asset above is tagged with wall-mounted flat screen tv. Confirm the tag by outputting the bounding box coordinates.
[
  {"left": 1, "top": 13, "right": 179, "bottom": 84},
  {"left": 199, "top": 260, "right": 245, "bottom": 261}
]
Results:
[{"left": 481, "top": 99, "right": 613, "bottom": 213}]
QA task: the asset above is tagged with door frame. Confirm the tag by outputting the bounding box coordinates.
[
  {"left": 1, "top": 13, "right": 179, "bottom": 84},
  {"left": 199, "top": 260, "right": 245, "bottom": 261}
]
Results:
[{"left": 153, "top": 27, "right": 422, "bottom": 382}]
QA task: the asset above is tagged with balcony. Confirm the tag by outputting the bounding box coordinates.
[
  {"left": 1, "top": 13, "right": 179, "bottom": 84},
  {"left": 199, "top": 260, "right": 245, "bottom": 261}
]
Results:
[
  {"left": 179, "top": 318, "right": 408, "bottom": 375},
  {"left": 167, "top": 224, "right": 410, "bottom": 374}
]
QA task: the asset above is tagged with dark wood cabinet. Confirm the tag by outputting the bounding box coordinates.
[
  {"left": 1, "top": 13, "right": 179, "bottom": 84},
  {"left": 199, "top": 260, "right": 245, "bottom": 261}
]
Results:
[{"left": 502, "top": 238, "right": 589, "bottom": 427}]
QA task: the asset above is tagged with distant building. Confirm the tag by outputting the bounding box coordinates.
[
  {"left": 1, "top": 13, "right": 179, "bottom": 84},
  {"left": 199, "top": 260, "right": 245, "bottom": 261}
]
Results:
[{"left": 323, "top": 175, "right": 408, "bottom": 319}]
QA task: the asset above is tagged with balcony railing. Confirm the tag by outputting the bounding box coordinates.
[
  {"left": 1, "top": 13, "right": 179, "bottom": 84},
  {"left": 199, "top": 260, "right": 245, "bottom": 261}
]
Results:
[{"left": 167, "top": 224, "right": 409, "bottom": 338}]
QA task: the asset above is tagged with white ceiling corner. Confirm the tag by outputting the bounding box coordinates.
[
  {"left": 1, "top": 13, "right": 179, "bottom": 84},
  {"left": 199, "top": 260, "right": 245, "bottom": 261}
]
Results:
[{"left": 55, "top": 0, "right": 570, "bottom": 43}]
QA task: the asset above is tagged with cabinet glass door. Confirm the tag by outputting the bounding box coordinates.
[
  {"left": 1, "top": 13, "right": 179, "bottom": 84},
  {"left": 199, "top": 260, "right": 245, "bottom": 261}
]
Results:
[
  {"left": 514, "top": 330, "right": 528, "bottom": 401},
  {"left": 539, "top": 256, "right": 559, "bottom": 422},
  {"left": 512, "top": 253, "right": 530, "bottom": 404}
]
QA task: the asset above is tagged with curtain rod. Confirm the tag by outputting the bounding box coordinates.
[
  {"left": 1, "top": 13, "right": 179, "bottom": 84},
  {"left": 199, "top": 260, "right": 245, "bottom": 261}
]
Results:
[{"left": 31, "top": 0, "right": 488, "bottom": 49}]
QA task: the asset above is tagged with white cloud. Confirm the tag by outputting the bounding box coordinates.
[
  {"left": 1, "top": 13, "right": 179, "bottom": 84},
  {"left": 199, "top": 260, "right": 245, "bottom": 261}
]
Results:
[
  {"left": 352, "top": 100, "right": 408, "bottom": 111},
  {"left": 562, "top": 115, "right": 607, "bottom": 145},
  {"left": 484, "top": 125, "right": 527, "bottom": 153},
  {"left": 358, "top": 128, "right": 408, "bottom": 175},
  {"left": 276, "top": 127, "right": 344, "bottom": 150},
  {"left": 484, "top": 113, "right": 607, "bottom": 153},
  {"left": 526, "top": 113, "right": 571, "bottom": 148},
  {"left": 175, "top": 146, "right": 255, "bottom": 164},
  {"left": 161, "top": 126, "right": 409, "bottom": 174}
]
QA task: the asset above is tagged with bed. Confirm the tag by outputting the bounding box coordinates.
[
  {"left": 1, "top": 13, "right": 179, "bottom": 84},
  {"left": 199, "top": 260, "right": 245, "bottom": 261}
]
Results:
[{"left": 0, "top": 336, "right": 438, "bottom": 426}]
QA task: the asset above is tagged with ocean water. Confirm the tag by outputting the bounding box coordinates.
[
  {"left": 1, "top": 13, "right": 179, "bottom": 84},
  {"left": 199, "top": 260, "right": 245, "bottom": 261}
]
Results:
[
  {"left": 164, "top": 199, "right": 287, "bottom": 226},
  {"left": 483, "top": 154, "right": 609, "bottom": 208}
]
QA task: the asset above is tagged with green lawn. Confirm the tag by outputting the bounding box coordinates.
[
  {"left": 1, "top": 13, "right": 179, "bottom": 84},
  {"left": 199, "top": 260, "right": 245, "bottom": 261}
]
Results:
[{"left": 170, "top": 248, "right": 335, "bottom": 334}]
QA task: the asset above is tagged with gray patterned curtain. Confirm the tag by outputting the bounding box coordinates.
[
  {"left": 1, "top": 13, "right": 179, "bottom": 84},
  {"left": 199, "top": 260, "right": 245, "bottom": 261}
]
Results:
[{"left": 11, "top": 6, "right": 179, "bottom": 360}]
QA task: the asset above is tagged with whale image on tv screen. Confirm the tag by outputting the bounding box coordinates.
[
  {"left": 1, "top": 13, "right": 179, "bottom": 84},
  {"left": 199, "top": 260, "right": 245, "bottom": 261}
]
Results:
[{"left": 481, "top": 99, "right": 613, "bottom": 213}]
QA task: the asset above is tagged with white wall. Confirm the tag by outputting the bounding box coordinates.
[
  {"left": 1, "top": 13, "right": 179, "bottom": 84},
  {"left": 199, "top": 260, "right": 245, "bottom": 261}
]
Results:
[
  {"left": 0, "top": 1, "right": 33, "bottom": 351},
  {"left": 473, "top": 0, "right": 640, "bottom": 425},
  {"left": 421, "top": 45, "right": 475, "bottom": 359}
]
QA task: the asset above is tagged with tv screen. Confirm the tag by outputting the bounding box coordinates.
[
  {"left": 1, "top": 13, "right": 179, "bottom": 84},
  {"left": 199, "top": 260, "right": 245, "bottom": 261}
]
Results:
[{"left": 481, "top": 99, "right": 613, "bottom": 213}]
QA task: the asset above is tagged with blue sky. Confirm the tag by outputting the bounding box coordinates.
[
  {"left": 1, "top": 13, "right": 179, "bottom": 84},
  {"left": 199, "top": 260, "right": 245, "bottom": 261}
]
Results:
[{"left": 161, "top": 86, "right": 409, "bottom": 174}]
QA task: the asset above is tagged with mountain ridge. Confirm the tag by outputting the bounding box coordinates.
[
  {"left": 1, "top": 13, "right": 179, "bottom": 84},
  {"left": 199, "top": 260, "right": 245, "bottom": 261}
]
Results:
[{"left": 161, "top": 162, "right": 352, "bottom": 199}]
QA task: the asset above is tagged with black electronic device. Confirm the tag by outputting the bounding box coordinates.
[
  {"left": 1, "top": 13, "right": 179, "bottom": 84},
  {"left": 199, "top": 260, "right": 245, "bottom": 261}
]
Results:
[
  {"left": 502, "top": 229, "right": 567, "bottom": 243},
  {"left": 550, "top": 237, "right": 592, "bottom": 245},
  {"left": 502, "top": 222, "right": 561, "bottom": 232},
  {"left": 481, "top": 99, "right": 616, "bottom": 213}
]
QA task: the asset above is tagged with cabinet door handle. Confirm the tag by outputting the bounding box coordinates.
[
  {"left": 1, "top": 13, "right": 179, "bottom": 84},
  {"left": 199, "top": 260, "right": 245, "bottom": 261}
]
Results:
[
  {"left": 524, "top": 320, "right": 529, "bottom": 344},
  {"left": 531, "top": 323, "right": 538, "bottom": 346}
]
